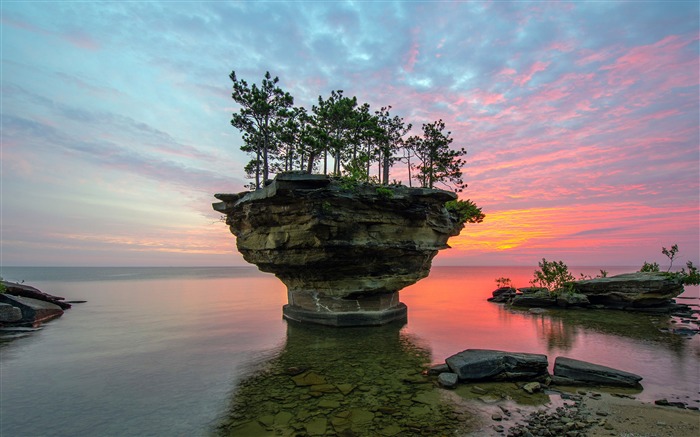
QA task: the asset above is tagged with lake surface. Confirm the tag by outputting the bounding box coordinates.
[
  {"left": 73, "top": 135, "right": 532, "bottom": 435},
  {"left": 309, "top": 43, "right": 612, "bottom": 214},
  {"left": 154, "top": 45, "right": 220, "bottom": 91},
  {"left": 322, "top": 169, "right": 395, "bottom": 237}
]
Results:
[{"left": 0, "top": 266, "right": 698, "bottom": 436}]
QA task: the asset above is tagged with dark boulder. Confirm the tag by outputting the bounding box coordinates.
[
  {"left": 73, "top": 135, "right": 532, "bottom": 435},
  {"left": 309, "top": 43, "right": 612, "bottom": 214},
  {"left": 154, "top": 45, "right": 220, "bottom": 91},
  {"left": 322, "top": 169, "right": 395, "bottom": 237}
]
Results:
[
  {"left": 511, "top": 290, "right": 557, "bottom": 307},
  {"left": 445, "top": 349, "right": 549, "bottom": 381},
  {"left": 1, "top": 281, "right": 72, "bottom": 309},
  {"left": 488, "top": 287, "right": 516, "bottom": 303},
  {"left": 0, "top": 294, "right": 64, "bottom": 326},
  {"left": 556, "top": 292, "right": 590, "bottom": 308},
  {"left": 437, "top": 372, "right": 459, "bottom": 388},
  {"left": 553, "top": 357, "right": 642, "bottom": 387}
]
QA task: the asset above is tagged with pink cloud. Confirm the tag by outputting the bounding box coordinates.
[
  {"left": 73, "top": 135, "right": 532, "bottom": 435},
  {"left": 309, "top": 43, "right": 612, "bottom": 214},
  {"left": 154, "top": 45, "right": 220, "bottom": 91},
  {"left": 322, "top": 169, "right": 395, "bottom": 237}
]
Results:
[
  {"left": 470, "top": 89, "right": 506, "bottom": 106},
  {"left": 403, "top": 28, "right": 421, "bottom": 73},
  {"left": 513, "top": 61, "right": 550, "bottom": 86},
  {"left": 601, "top": 34, "right": 698, "bottom": 89}
]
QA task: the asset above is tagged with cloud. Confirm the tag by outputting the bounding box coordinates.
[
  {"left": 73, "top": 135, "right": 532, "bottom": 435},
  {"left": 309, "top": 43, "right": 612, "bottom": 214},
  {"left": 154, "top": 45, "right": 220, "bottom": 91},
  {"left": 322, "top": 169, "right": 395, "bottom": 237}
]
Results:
[{"left": 1, "top": 0, "right": 697, "bottom": 266}]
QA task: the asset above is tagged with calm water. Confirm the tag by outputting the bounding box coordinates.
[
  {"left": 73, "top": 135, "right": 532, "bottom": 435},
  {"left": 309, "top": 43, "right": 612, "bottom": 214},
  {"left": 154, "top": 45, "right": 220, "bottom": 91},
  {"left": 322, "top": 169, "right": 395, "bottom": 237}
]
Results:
[{"left": 0, "top": 266, "right": 698, "bottom": 436}]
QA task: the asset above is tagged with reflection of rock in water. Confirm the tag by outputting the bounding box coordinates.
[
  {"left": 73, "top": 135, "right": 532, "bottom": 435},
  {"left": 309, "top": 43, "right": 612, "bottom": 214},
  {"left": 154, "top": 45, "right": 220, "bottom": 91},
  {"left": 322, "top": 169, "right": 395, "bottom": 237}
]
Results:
[
  {"left": 216, "top": 321, "right": 474, "bottom": 436},
  {"left": 515, "top": 307, "right": 691, "bottom": 355}
]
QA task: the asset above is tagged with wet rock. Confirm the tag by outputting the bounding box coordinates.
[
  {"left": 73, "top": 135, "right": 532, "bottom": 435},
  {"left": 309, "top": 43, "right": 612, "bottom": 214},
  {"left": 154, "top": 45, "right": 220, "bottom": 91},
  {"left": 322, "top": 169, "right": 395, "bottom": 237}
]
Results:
[
  {"left": 446, "top": 349, "right": 549, "bottom": 381},
  {"left": 1, "top": 281, "right": 72, "bottom": 309},
  {"left": 0, "top": 294, "right": 64, "bottom": 326},
  {"left": 336, "top": 383, "right": 355, "bottom": 395},
  {"left": 0, "top": 303, "right": 22, "bottom": 323},
  {"left": 522, "top": 382, "right": 541, "bottom": 394},
  {"left": 489, "top": 287, "right": 517, "bottom": 303},
  {"left": 573, "top": 272, "right": 684, "bottom": 308},
  {"left": 654, "top": 398, "right": 687, "bottom": 408},
  {"left": 528, "top": 308, "right": 548, "bottom": 315},
  {"left": 291, "top": 370, "right": 327, "bottom": 386},
  {"left": 305, "top": 417, "right": 327, "bottom": 436},
  {"left": 511, "top": 291, "right": 557, "bottom": 308},
  {"left": 471, "top": 386, "right": 488, "bottom": 394},
  {"left": 553, "top": 357, "right": 642, "bottom": 387},
  {"left": 556, "top": 292, "right": 590, "bottom": 308},
  {"left": 428, "top": 363, "right": 450, "bottom": 375},
  {"left": 437, "top": 372, "right": 459, "bottom": 388}
]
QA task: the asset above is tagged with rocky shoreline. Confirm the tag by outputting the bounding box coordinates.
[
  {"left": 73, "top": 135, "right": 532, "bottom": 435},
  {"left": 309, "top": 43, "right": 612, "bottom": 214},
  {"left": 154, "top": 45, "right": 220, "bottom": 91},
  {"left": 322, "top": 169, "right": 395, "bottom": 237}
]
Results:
[
  {"left": 428, "top": 349, "right": 699, "bottom": 436},
  {"left": 0, "top": 281, "right": 77, "bottom": 328}
]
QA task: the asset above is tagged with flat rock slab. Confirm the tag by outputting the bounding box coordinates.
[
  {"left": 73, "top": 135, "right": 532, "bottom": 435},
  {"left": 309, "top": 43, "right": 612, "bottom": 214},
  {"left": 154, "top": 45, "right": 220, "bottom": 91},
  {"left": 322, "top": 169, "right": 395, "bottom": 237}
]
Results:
[
  {"left": 573, "top": 272, "right": 684, "bottom": 307},
  {"left": 553, "top": 356, "right": 642, "bottom": 387},
  {"left": 445, "top": 349, "right": 549, "bottom": 381},
  {"left": 1, "top": 281, "right": 71, "bottom": 309},
  {"left": 0, "top": 294, "right": 63, "bottom": 325},
  {"left": 510, "top": 291, "right": 557, "bottom": 307}
]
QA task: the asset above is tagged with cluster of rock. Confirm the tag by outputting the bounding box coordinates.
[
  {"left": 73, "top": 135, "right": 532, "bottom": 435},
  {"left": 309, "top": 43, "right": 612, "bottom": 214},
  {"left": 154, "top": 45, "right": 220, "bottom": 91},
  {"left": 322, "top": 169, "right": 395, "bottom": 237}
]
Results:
[
  {"left": 506, "top": 397, "right": 610, "bottom": 437},
  {"left": 0, "top": 281, "right": 71, "bottom": 327},
  {"left": 430, "top": 349, "right": 642, "bottom": 390},
  {"left": 213, "top": 172, "right": 465, "bottom": 326},
  {"left": 488, "top": 272, "right": 687, "bottom": 312}
]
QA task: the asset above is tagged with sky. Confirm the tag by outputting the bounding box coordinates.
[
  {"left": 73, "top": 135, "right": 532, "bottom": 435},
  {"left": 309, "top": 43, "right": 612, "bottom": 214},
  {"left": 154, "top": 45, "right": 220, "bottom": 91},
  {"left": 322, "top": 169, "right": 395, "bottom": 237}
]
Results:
[{"left": 1, "top": 0, "right": 698, "bottom": 268}]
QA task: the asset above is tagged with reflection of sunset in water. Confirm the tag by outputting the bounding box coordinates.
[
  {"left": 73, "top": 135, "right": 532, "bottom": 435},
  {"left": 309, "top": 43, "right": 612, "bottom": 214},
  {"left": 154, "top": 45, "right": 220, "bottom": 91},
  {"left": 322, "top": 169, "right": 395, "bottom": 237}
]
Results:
[{"left": 400, "top": 266, "right": 698, "bottom": 405}]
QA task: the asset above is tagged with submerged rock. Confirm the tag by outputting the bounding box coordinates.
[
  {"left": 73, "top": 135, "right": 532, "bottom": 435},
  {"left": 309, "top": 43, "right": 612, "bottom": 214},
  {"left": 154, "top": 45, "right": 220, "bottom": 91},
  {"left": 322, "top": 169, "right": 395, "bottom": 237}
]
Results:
[
  {"left": 214, "top": 172, "right": 465, "bottom": 326},
  {"left": 552, "top": 357, "right": 643, "bottom": 387},
  {"left": 445, "top": 349, "right": 549, "bottom": 381},
  {"left": 573, "top": 272, "right": 684, "bottom": 308}
]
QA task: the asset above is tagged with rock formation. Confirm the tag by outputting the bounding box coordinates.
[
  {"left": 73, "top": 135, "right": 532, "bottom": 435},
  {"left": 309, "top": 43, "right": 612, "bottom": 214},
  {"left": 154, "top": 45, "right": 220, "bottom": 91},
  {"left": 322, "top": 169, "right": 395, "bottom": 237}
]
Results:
[
  {"left": 488, "top": 272, "right": 686, "bottom": 311},
  {"left": 552, "top": 357, "right": 643, "bottom": 387},
  {"left": 573, "top": 272, "right": 684, "bottom": 308},
  {"left": 213, "top": 172, "right": 465, "bottom": 326},
  {"left": 0, "top": 281, "right": 69, "bottom": 327},
  {"left": 444, "top": 349, "right": 549, "bottom": 381}
]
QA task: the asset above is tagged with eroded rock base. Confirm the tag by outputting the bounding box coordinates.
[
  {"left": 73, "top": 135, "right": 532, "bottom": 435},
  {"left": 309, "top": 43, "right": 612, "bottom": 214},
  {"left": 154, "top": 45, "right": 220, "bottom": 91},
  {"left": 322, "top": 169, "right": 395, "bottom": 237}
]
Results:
[{"left": 283, "top": 303, "right": 408, "bottom": 327}]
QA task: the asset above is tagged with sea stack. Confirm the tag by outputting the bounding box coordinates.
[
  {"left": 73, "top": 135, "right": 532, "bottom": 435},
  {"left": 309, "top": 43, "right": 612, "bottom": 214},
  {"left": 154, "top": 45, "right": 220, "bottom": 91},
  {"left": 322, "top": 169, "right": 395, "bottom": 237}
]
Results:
[{"left": 213, "top": 172, "right": 464, "bottom": 326}]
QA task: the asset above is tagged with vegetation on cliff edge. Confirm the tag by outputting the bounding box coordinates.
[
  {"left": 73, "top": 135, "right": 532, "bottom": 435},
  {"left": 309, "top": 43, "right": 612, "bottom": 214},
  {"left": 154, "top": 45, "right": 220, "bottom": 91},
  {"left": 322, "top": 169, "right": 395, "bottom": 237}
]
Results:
[{"left": 229, "top": 70, "right": 471, "bottom": 195}]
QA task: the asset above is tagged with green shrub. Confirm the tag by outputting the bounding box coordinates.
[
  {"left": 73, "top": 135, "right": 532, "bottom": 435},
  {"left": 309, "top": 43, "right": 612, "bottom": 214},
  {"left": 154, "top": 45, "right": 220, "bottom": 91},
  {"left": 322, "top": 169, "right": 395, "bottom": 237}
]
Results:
[
  {"left": 445, "top": 199, "right": 485, "bottom": 224},
  {"left": 640, "top": 261, "right": 660, "bottom": 272},
  {"left": 375, "top": 186, "right": 394, "bottom": 199},
  {"left": 530, "top": 258, "right": 575, "bottom": 292},
  {"left": 677, "top": 261, "right": 700, "bottom": 286}
]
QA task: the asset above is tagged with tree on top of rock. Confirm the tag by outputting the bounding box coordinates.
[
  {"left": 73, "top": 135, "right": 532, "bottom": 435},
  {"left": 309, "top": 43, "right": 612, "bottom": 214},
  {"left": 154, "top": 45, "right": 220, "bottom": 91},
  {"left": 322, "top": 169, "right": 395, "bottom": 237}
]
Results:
[
  {"left": 230, "top": 70, "right": 293, "bottom": 189},
  {"left": 407, "top": 120, "right": 467, "bottom": 191}
]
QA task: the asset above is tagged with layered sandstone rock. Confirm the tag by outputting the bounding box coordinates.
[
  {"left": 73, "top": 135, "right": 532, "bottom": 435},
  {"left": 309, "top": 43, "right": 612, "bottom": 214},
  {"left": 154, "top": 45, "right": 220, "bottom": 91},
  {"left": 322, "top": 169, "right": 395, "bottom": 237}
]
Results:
[
  {"left": 573, "top": 272, "right": 684, "bottom": 308},
  {"left": 213, "top": 172, "right": 465, "bottom": 326}
]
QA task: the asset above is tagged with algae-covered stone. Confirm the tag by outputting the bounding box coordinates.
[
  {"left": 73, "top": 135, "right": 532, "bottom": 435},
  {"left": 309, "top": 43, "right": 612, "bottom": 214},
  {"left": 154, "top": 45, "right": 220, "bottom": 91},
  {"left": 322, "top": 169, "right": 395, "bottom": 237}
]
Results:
[
  {"left": 305, "top": 417, "right": 327, "bottom": 436},
  {"left": 336, "top": 383, "right": 355, "bottom": 395},
  {"left": 318, "top": 399, "right": 340, "bottom": 409},
  {"left": 291, "top": 371, "right": 326, "bottom": 386},
  {"left": 522, "top": 382, "right": 541, "bottom": 394}
]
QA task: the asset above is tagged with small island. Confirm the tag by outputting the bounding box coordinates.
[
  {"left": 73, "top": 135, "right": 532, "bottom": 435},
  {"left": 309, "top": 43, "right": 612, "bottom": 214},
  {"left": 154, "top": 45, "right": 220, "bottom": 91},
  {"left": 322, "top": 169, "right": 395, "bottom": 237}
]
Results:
[{"left": 214, "top": 172, "right": 471, "bottom": 326}]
